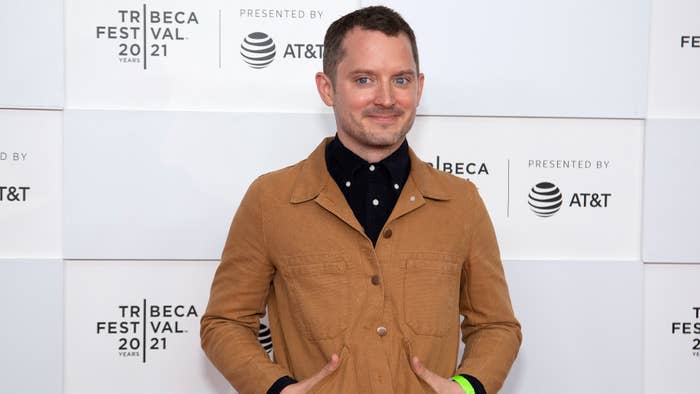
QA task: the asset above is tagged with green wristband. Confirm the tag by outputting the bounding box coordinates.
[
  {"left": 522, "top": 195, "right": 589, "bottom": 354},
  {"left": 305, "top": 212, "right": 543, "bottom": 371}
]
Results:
[{"left": 450, "top": 375, "right": 476, "bottom": 394}]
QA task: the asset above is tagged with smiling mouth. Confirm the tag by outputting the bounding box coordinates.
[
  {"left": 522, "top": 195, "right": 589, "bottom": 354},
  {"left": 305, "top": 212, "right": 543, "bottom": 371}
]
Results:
[
  {"left": 368, "top": 114, "right": 399, "bottom": 122},
  {"left": 365, "top": 110, "right": 403, "bottom": 123}
]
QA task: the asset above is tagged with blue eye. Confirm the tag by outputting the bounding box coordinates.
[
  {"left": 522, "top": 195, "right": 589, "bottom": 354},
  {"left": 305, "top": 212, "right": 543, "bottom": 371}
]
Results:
[
  {"left": 356, "top": 77, "right": 370, "bottom": 84},
  {"left": 395, "top": 77, "right": 409, "bottom": 85}
]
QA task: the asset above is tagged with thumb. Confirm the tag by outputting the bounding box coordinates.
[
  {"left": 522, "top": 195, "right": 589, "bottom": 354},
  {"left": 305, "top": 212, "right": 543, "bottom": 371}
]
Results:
[
  {"left": 411, "top": 356, "right": 440, "bottom": 389},
  {"left": 322, "top": 353, "right": 341, "bottom": 374},
  {"left": 411, "top": 355, "right": 426, "bottom": 376},
  {"left": 304, "top": 353, "right": 340, "bottom": 388}
]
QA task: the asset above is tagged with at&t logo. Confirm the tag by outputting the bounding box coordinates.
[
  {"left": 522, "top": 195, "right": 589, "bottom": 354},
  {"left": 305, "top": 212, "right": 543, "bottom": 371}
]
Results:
[
  {"left": 528, "top": 182, "right": 563, "bottom": 217},
  {"left": 258, "top": 322, "right": 272, "bottom": 353},
  {"left": 240, "top": 31, "right": 324, "bottom": 69},
  {"left": 0, "top": 186, "right": 30, "bottom": 202},
  {"left": 241, "top": 32, "right": 276, "bottom": 69},
  {"left": 528, "top": 181, "right": 612, "bottom": 217}
]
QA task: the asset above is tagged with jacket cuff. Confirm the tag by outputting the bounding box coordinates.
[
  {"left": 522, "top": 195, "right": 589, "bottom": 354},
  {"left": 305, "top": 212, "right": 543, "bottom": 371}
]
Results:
[
  {"left": 460, "top": 374, "right": 487, "bottom": 394},
  {"left": 266, "top": 376, "right": 298, "bottom": 394}
]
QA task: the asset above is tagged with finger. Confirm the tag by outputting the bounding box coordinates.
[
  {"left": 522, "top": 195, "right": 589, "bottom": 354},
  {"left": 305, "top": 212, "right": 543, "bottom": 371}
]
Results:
[
  {"left": 411, "top": 356, "right": 441, "bottom": 390},
  {"left": 303, "top": 353, "right": 340, "bottom": 388}
]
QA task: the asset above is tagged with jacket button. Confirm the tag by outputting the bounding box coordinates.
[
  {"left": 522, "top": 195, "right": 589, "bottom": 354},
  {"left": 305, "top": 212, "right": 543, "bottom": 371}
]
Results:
[
  {"left": 376, "top": 326, "right": 388, "bottom": 337},
  {"left": 371, "top": 275, "right": 380, "bottom": 285},
  {"left": 383, "top": 229, "right": 392, "bottom": 238}
]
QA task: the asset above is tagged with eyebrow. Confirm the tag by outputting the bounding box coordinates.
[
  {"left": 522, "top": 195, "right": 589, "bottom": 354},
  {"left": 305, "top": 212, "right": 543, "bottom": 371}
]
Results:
[
  {"left": 393, "top": 69, "right": 417, "bottom": 77},
  {"left": 348, "top": 69, "right": 417, "bottom": 77}
]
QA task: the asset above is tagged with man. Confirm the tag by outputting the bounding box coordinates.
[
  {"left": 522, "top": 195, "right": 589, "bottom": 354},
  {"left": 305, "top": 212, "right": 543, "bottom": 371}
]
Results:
[{"left": 201, "top": 6, "right": 521, "bottom": 394}]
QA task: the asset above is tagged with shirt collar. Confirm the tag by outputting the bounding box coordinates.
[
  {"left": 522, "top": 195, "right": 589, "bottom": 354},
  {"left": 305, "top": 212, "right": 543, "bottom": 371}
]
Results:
[
  {"left": 291, "top": 137, "right": 452, "bottom": 203},
  {"left": 325, "top": 135, "right": 410, "bottom": 185}
]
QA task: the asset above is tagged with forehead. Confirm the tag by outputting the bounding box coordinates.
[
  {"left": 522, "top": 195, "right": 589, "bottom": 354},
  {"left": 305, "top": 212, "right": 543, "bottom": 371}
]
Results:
[{"left": 337, "top": 27, "right": 416, "bottom": 73}]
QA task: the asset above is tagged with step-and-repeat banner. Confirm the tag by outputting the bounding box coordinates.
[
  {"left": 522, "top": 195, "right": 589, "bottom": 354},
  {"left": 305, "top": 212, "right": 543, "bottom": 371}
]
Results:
[
  {"left": 65, "top": 0, "right": 355, "bottom": 112},
  {"left": 2, "top": 0, "right": 700, "bottom": 393},
  {"left": 0, "top": 110, "right": 62, "bottom": 258},
  {"left": 365, "top": 0, "right": 650, "bottom": 118}
]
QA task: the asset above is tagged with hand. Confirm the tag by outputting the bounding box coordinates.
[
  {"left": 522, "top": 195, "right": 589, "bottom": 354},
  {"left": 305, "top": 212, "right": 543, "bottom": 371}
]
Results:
[
  {"left": 280, "top": 354, "right": 340, "bottom": 394},
  {"left": 411, "top": 356, "right": 467, "bottom": 394}
]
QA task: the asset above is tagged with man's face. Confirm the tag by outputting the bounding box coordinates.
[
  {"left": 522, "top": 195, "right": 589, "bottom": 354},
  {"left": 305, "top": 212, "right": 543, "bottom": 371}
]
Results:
[{"left": 317, "top": 27, "right": 424, "bottom": 158}]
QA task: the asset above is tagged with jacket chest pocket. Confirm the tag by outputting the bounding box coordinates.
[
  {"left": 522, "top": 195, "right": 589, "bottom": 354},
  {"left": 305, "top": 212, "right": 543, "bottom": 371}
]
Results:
[
  {"left": 281, "top": 254, "right": 350, "bottom": 341},
  {"left": 403, "top": 259, "right": 461, "bottom": 336}
]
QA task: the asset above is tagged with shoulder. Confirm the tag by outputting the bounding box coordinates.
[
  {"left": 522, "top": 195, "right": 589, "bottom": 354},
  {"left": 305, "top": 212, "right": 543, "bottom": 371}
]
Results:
[
  {"left": 248, "top": 159, "right": 303, "bottom": 189},
  {"left": 246, "top": 157, "right": 315, "bottom": 205}
]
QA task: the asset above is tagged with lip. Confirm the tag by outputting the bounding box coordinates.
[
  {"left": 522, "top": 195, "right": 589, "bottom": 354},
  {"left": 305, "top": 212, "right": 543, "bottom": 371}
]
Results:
[{"left": 367, "top": 114, "right": 399, "bottom": 123}]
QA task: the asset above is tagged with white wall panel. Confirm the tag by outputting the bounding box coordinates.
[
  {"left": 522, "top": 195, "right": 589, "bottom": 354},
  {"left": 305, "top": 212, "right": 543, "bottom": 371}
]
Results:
[
  {"left": 645, "top": 263, "right": 700, "bottom": 394},
  {"left": 0, "top": 0, "right": 64, "bottom": 108},
  {"left": 648, "top": 0, "right": 700, "bottom": 118},
  {"left": 64, "top": 110, "right": 333, "bottom": 259},
  {"left": 0, "top": 110, "right": 62, "bottom": 258},
  {"left": 411, "top": 116, "right": 643, "bottom": 261},
  {"left": 500, "top": 260, "right": 643, "bottom": 394},
  {"left": 64, "top": 260, "right": 235, "bottom": 394},
  {"left": 0, "top": 259, "right": 63, "bottom": 394},
  {"left": 364, "top": 0, "right": 649, "bottom": 118},
  {"left": 643, "top": 119, "right": 700, "bottom": 263},
  {"left": 65, "top": 0, "right": 359, "bottom": 112}
]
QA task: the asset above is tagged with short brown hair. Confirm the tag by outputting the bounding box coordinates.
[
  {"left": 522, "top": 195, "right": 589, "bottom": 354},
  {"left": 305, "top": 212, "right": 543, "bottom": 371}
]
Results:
[{"left": 323, "top": 6, "right": 419, "bottom": 83}]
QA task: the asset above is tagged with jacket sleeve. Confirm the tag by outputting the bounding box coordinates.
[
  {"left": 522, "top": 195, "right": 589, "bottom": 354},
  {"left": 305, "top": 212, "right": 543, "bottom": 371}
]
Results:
[
  {"left": 201, "top": 177, "right": 291, "bottom": 394},
  {"left": 456, "top": 186, "right": 522, "bottom": 393}
]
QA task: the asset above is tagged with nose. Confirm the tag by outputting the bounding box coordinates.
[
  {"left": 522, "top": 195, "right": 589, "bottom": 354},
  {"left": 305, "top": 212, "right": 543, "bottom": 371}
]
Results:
[{"left": 374, "top": 80, "right": 396, "bottom": 108}]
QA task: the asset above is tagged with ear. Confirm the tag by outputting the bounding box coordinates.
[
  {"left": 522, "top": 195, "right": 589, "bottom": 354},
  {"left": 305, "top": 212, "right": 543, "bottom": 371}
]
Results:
[
  {"left": 315, "top": 72, "right": 335, "bottom": 106},
  {"left": 416, "top": 72, "right": 425, "bottom": 107}
]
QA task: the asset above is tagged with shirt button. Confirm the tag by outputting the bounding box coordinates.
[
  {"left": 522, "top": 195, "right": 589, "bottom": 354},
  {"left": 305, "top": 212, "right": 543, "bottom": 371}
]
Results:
[
  {"left": 369, "top": 164, "right": 376, "bottom": 171},
  {"left": 372, "top": 199, "right": 379, "bottom": 206},
  {"left": 383, "top": 229, "right": 392, "bottom": 238},
  {"left": 371, "top": 275, "right": 380, "bottom": 285},
  {"left": 345, "top": 181, "right": 351, "bottom": 187},
  {"left": 409, "top": 195, "right": 416, "bottom": 202},
  {"left": 394, "top": 183, "right": 400, "bottom": 190},
  {"left": 376, "top": 326, "right": 387, "bottom": 336}
]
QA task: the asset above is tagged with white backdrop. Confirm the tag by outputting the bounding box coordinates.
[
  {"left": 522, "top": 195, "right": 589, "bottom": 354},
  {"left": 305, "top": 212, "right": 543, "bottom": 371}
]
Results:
[
  {"left": 2, "top": 0, "right": 699, "bottom": 393},
  {"left": 365, "top": 0, "right": 650, "bottom": 118},
  {"left": 0, "top": 0, "right": 64, "bottom": 108},
  {"left": 0, "top": 110, "right": 62, "bottom": 258}
]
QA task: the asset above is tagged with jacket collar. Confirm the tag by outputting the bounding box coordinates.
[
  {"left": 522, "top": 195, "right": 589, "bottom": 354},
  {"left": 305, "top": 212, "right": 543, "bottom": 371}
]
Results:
[{"left": 290, "top": 137, "right": 452, "bottom": 204}]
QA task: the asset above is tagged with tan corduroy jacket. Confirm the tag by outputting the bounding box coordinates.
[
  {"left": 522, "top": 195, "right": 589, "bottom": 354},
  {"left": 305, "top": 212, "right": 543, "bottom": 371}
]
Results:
[{"left": 201, "top": 138, "right": 521, "bottom": 394}]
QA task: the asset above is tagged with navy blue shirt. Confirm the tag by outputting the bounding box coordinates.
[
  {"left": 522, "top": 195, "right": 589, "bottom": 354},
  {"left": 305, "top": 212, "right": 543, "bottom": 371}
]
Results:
[{"left": 325, "top": 136, "right": 410, "bottom": 244}]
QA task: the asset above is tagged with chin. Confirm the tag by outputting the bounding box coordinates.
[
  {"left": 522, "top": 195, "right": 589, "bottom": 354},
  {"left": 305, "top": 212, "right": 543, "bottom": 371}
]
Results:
[{"left": 365, "top": 132, "right": 406, "bottom": 147}]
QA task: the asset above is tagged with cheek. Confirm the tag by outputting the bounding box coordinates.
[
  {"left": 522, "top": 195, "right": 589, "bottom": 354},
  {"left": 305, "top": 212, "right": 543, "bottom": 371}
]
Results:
[
  {"left": 337, "top": 87, "right": 375, "bottom": 108},
  {"left": 340, "top": 97, "right": 372, "bottom": 116},
  {"left": 395, "top": 91, "right": 419, "bottom": 109}
]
